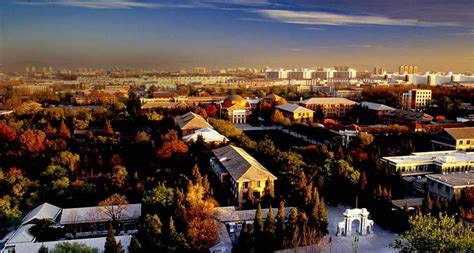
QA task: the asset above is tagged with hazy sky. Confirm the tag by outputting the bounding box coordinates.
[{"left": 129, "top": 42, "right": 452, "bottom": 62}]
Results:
[{"left": 1, "top": 0, "right": 473, "bottom": 72}]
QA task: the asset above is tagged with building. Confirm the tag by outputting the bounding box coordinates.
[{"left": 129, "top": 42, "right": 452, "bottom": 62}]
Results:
[
  {"left": 426, "top": 172, "right": 474, "bottom": 201},
  {"left": 382, "top": 109, "right": 433, "bottom": 124},
  {"left": 275, "top": 103, "right": 314, "bottom": 122},
  {"left": 373, "top": 67, "right": 386, "bottom": 75},
  {"left": 334, "top": 88, "right": 362, "bottom": 100},
  {"left": 401, "top": 89, "right": 432, "bottom": 111},
  {"left": 1, "top": 203, "right": 140, "bottom": 253},
  {"left": 221, "top": 95, "right": 252, "bottom": 124},
  {"left": 182, "top": 127, "right": 228, "bottom": 143},
  {"left": 431, "top": 127, "right": 474, "bottom": 151},
  {"left": 210, "top": 145, "right": 277, "bottom": 209},
  {"left": 399, "top": 65, "right": 418, "bottom": 74},
  {"left": 359, "top": 101, "right": 396, "bottom": 117},
  {"left": 210, "top": 206, "right": 294, "bottom": 253},
  {"left": 176, "top": 112, "right": 213, "bottom": 135},
  {"left": 381, "top": 150, "right": 474, "bottom": 176},
  {"left": 262, "top": 94, "right": 287, "bottom": 105},
  {"left": 299, "top": 97, "right": 356, "bottom": 118},
  {"left": 12, "top": 85, "right": 51, "bottom": 95}
]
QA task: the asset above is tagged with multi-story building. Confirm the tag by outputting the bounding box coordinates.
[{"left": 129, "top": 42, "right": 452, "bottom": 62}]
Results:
[
  {"left": 431, "top": 127, "right": 474, "bottom": 151},
  {"left": 380, "top": 150, "right": 474, "bottom": 176},
  {"left": 373, "top": 67, "right": 386, "bottom": 75},
  {"left": 399, "top": 65, "right": 418, "bottom": 74},
  {"left": 12, "top": 85, "right": 51, "bottom": 95},
  {"left": 275, "top": 103, "right": 314, "bottom": 122},
  {"left": 382, "top": 109, "right": 433, "bottom": 124},
  {"left": 426, "top": 172, "right": 474, "bottom": 201},
  {"left": 401, "top": 89, "right": 432, "bottom": 111},
  {"left": 299, "top": 97, "right": 356, "bottom": 118},
  {"left": 210, "top": 145, "right": 277, "bottom": 209}
]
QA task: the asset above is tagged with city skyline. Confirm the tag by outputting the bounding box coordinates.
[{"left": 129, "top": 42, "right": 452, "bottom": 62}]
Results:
[{"left": 1, "top": 0, "right": 473, "bottom": 72}]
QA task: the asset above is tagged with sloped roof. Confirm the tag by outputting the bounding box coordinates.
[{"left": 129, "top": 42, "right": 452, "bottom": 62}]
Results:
[
  {"left": 21, "top": 203, "right": 61, "bottom": 225},
  {"left": 226, "top": 103, "right": 246, "bottom": 111},
  {"left": 214, "top": 206, "right": 294, "bottom": 223},
  {"left": 276, "top": 103, "right": 314, "bottom": 113},
  {"left": 59, "top": 204, "right": 141, "bottom": 225},
  {"left": 300, "top": 97, "right": 356, "bottom": 105},
  {"left": 6, "top": 224, "right": 35, "bottom": 244},
  {"left": 182, "top": 128, "right": 228, "bottom": 143},
  {"left": 360, "top": 101, "right": 396, "bottom": 111},
  {"left": 212, "top": 145, "right": 277, "bottom": 182},
  {"left": 176, "top": 112, "right": 213, "bottom": 130},
  {"left": 444, "top": 127, "right": 474, "bottom": 140}
]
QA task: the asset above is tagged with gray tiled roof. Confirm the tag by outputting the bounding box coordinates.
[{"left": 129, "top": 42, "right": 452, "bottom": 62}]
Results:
[{"left": 212, "top": 145, "right": 277, "bottom": 182}]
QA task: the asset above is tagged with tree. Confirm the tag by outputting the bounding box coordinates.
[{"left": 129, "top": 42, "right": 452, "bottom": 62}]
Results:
[
  {"left": 128, "top": 236, "right": 142, "bottom": 253},
  {"left": 140, "top": 214, "right": 163, "bottom": 249},
  {"left": 104, "top": 119, "right": 114, "bottom": 135},
  {"left": 317, "top": 198, "right": 328, "bottom": 236},
  {"left": 275, "top": 201, "right": 286, "bottom": 249},
  {"left": 59, "top": 120, "right": 71, "bottom": 139},
  {"left": 111, "top": 166, "right": 128, "bottom": 190},
  {"left": 422, "top": 193, "right": 433, "bottom": 213},
  {"left": 271, "top": 109, "right": 285, "bottom": 124},
  {"left": 142, "top": 184, "right": 174, "bottom": 214},
  {"left": 254, "top": 204, "right": 264, "bottom": 234},
  {"left": 51, "top": 151, "right": 80, "bottom": 176},
  {"left": 204, "top": 103, "right": 218, "bottom": 118},
  {"left": 166, "top": 216, "right": 189, "bottom": 252},
  {"left": 50, "top": 242, "right": 97, "bottom": 253},
  {"left": 19, "top": 130, "right": 50, "bottom": 154},
  {"left": 0, "top": 123, "right": 17, "bottom": 142},
  {"left": 98, "top": 194, "right": 129, "bottom": 225},
  {"left": 38, "top": 244, "right": 48, "bottom": 253},
  {"left": 264, "top": 206, "right": 276, "bottom": 252},
  {"left": 233, "top": 223, "right": 255, "bottom": 253},
  {"left": 105, "top": 224, "right": 123, "bottom": 253},
  {"left": 393, "top": 213, "right": 474, "bottom": 252}
]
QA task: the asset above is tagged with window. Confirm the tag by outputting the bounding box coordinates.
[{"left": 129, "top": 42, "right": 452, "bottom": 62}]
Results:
[
  {"left": 257, "top": 181, "right": 261, "bottom": 188},
  {"left": 244, "top": 182, "right": 249, "bottom": 188}
]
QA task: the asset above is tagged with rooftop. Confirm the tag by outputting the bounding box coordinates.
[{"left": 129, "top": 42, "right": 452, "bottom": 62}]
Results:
[
  {"left": 276, "top": 103, "right": 314, "bottom": 113},
  {"left": 359, "top": 101, "right": 396, "bottom": 111},
  {"left": 444, "top": 127, "right": 474, "bottom": 140},
  {"left": 214, "top": 206, "right": 294, "bottom": 223},
  {"left": 212, "top": 145, "right": 277, "bottom": 182},
  {"left": 426, "top": 172, "right": 474, "bottom": 187},
  {"left": 382, "top": 150, "right": 474, "bottom": 165},
  {"left": 300, "top": 97, "right": 356, "bottom": 105},
  {"left": 182, "top": 127, "right": 228, "bottom": 143},
  {"left": 59, "top": 203, "right": 141, "bottom": 225},
  {"left": 176, "top": 112, "right": 213, "bottom": 130}
]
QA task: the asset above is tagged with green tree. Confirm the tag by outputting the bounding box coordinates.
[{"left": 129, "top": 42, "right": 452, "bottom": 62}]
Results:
[
  {"left": 104, "top": 224, "right": 121, "bottom": 253},
  {"left": 393, "top": 213, "right": 474, "bottom": 252},
  {"left": 233, "top": 223, "right": 255, "bottom": 253},
  {"left": 50, "top": 242, "right": 97, "bottom": 253},
  {"left": 254, "top": 204, "right": 264, "bottom": 234},
  {"left": 275, "top": 201, "right": 286, "bottom": 249},
  {"left": 38, "top": 244, "right": 48, "bottom": 253},
  {"left": 264, "top": 206, "right": 276, "bottom": 252},
  {"left": 128, "top": 236, "right": 142, "bottom": 253}
]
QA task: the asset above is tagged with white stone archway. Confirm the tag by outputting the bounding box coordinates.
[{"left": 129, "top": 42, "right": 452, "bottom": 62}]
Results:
[{"left": 336, "top": 208, "right": 374, "bottom": 236}]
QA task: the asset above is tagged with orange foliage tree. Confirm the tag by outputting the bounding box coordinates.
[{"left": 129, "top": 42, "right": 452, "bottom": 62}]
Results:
[
  {"left": 59, "top": 120, "right": 71, "bottom": 139},
  {"left": 0, "top": 123, "right": 17, "bottom": 142},
  {"left": 156, "top": 130, "right": 188, "bottom": 158},
  {"left": 19, "top": 130, "right": 50, "bottom": 154}
]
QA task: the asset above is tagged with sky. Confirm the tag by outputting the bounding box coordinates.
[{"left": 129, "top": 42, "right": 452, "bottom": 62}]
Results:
[{"left": 0, "top": 0, "right": 473, "bottom": 72}]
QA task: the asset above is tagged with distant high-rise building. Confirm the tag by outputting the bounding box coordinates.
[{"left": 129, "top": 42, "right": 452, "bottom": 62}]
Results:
[
  {"left": 373, "top": 67, "right": 386, "bottom": 75},
  {"left": 334, "top": 66, "right": 349, "bottom": 71},
  {"left": 193, "top": 67, "right": 207, "bottom": 74},
  {"left": 399, "top": 65, "right": 418, "bottom": 74},
  {"left": 48, "top": 66, "right": 53, "bottom": 73},
  {"left": 31, "top": 66, "right": 36, "bottom": 72},
  {"left": 401, "top": 89, "right": 432, "bottom": 111},
  {"left": 25, "top": 67, "right": 30, "bottom": 73}
]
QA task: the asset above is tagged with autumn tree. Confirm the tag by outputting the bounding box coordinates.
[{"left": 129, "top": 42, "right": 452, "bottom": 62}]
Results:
[
  {"left": 98, "top": 194, "right": 129, "bottom": 225},
  {"left": 0, "top": 123, "right": 17, "bottom": 143},
  {"left": 111, "top": 166, "right": 128, "bottom": 190},
  {"left": 271, "top": 109, "right": 285, "bottom": 124},
  {"left": 204, "top": 103, "right": 218, "bottom": 118},
  {"left": 51, "top": 151, "right": 80, "bottom": 176},
  {"left": 104, "top": 119, "right": 114, "bottom": 135},
  {"left": 156, "top": 130, "right": 188, "bottom": 158},
  {"left": 59, "top": 120, "right": 71, "bottom": 139},
  {"left": 19, "top": 130, "right": 50, "bottom": 154}
]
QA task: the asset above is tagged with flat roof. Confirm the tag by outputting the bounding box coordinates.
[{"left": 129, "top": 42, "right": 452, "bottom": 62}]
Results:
[
  {"left": 426, "top": 172, "right": 474, "bottom": 187},
  {"left": 300, "top": 97, "right": 356, "bottom": 105},
  {"left": 382, "top": 150, "right": 474, "bottom": 165}
]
